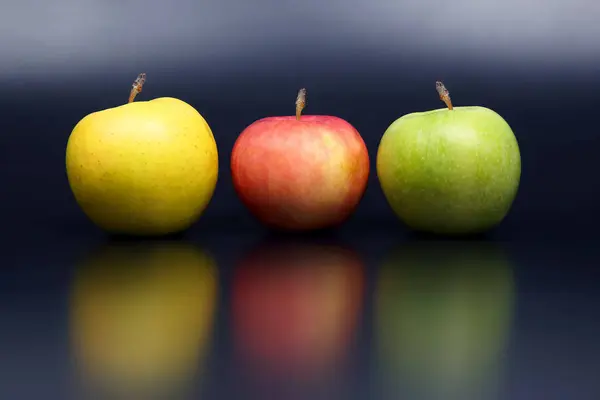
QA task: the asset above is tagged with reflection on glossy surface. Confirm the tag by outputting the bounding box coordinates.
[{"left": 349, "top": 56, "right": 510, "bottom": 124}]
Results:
[
  {"left": 232, "top": 236, "right": 365, "bottom": 385},
  {"left": 375, "top": 241, "right": 515, "bottom": 400},
  {"left": 69, "top": 240, "right": 218, "bottom": 399}
]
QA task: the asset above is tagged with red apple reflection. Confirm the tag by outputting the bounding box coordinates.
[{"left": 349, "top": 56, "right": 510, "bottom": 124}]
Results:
[{"left": 231, "top": 237, "right": 365, "bottom": 379}]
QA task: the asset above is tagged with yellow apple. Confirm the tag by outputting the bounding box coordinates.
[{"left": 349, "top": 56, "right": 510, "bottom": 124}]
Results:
[
  {"left": 69, "top": 241, "right": 218, "bottom": 398},
  {"left": 66, "top": 74, "right": 219, "bottom": 236},
  {"left": 375, "top": 241, "right": 515, "bottom": 399}
]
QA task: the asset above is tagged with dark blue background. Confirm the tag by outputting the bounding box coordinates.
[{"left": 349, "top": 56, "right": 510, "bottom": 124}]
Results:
[{"left": 1, "top": 1, "right": 599, "bottom": 398}]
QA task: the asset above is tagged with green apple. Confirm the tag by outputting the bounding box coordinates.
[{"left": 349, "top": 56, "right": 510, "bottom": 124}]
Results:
[
  {"left": 374, "top": 241, "right": 515, "bottom": 399},
  {"left": 376, "top": 82, "right": 521, "bottom": 235}
]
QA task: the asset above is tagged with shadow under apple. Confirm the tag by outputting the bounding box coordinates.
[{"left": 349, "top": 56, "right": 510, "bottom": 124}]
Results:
[
  {"left": 69, "top": 239, "right": 218, "bottom": 399},
  {"left": 374, "top": 240, "right": 516, "bottom": 400},
  {"left": 106, "top": 230, "right": 189, "bottom": 241}
]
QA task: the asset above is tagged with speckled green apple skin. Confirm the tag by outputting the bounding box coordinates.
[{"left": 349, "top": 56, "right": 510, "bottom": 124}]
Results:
[{"left": 376, "top": 106, "right": 521, "bottom": 235}]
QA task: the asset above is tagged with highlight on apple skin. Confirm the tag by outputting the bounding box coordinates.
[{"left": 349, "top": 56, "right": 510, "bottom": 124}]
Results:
[
  {"left": 376, "top": 81, "right": 521, "bottom": 236},
  {"left": 231, "top": 88, "right": 370, "bottom": 232},
  {"left": 65, "top": 73, "right": 219, "bottom": 237}
]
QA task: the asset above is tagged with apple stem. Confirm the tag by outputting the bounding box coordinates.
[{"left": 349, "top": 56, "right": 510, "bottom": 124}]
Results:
[
  {"left": 435, "top": 81, "right": 453, "bottom": 110},
  {"left": 295, "top": 88, "right": 307, "bottom": 120},
  {"left": 128, "top": 73, "right": 147, "bottom": 103}
]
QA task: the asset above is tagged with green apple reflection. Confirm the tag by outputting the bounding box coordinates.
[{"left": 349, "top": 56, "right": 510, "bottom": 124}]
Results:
[
  {"left": 69, "top": 240, "right": 218, "bottom": 399},
  {"left": 375, "top": 241, "right": 515, "bottom": 400}
]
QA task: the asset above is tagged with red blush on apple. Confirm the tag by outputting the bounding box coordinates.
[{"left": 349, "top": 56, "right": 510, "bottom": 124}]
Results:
[{"left": 231, "top": 88, "right": 370, "bottom": 231}]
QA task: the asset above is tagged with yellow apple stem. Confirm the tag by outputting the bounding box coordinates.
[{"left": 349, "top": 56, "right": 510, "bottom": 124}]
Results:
[
  {"left": 295, "top": 88, "right": 307, "bottom": 120},
  {"left": 128, "top": 73, "right": 147, "bottom": 103},
  {"left": 435, "top": 81, "right": 453, "bottom": 110}
]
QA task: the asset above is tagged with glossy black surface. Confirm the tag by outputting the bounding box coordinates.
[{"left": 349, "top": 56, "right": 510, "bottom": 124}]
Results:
[
  {"left": 2, "top": 1, "right": 600, "bottom": 398},
  {"left": 1, "top": 225, "right": 599, "bottom": 399}
]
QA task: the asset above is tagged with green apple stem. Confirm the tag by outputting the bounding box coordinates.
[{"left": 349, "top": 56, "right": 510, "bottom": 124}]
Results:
[
  {"left": 295, "top": 88, "right": 307, "bottom": 120},
  {"left": 435, "top": 81, "right": 453, "bottom": 110},
  {"left": 128, "top": 73, "right": 147, "bottom": 103}
]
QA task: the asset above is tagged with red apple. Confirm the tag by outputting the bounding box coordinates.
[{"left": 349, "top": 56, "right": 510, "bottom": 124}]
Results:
[
  {"left": 231, "top": 238, "right": 365, "bottom": 380},
  {"left": 231, "top": 89, "right": 370, "bottom": 231}
]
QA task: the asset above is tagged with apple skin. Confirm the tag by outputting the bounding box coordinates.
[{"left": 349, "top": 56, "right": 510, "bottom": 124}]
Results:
[
  {"left": 374, "top": 241, "right": 515, "bottom": 399},
  {"left": 66, "top": 97, "right": 219, "bottom": 236},
  {"left": 69, "top": 240, "right": 218, "bottom": 398},
  {"left": 231, "top": 237, "right": 365, "bottom": 379},
  {"left": 231, "top": 115, "right": 370, "bottom": 231},
  {"left": 377, "top": 106, "right": 521, "bottom": 235}
]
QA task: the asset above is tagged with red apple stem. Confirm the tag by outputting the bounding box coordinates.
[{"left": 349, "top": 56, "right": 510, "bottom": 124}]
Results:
[
  {"left": 435, "top": 81, "right": 453, "bottom": 110},
  {"left": 295, "top": 88, "right": 307, "bottom": 120},
  {"left": 128, "top": 73, "right": 147, "bottom": 103}
]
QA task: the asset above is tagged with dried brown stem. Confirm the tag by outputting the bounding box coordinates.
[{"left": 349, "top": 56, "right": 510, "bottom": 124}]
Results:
[
  {"left": 435, "top": 81, "right": 453, "bottom": 110},
  {"left": 128, "top": 73, "right": 147, "bottom": 103},
  {"left": 295, "top": 88, "right": 307, "bottom": 120}
]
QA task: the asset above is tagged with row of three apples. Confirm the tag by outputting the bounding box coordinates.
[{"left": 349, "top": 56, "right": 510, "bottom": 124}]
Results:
[{"left": 66, "top": 75, "right": 521, "bottom": 236}]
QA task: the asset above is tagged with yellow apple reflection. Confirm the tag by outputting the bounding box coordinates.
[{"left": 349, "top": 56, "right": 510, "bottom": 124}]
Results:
[
  {"left": 375, "top": 241, "right": 515, "bottom": 400},
  {"left": 232, "top": 237, "right": 365, "bottom": 381},
  {"left": 70, "top": 240, "right": 218, "bottom": 398}
]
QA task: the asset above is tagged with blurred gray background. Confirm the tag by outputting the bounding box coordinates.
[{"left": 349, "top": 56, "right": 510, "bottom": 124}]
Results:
[
  {"left": 2, "top": 0, "right": 599, "bottom": 83},
  {"left": 1, "top": 3, "right": 600, "bottom": 400}
]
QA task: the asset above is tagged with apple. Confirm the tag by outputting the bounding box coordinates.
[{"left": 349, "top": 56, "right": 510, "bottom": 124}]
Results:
[
  {"left": 69, "top": 240, "right": 218, "bottom": 398},
  {"left": 231, "top": 236, "right": 365, "bottom": 380},
  {"left": 66, "top": 73, "right": 219, "bottom": 236},
  {"left": 376, "top": 81, "right": 521, "bottom": 235},
  {"left": 374, "top": 241, "right": 515, "bottom": 399},
  {"left": 231, "top": 88, "right": 370, "bottom": 231}
]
